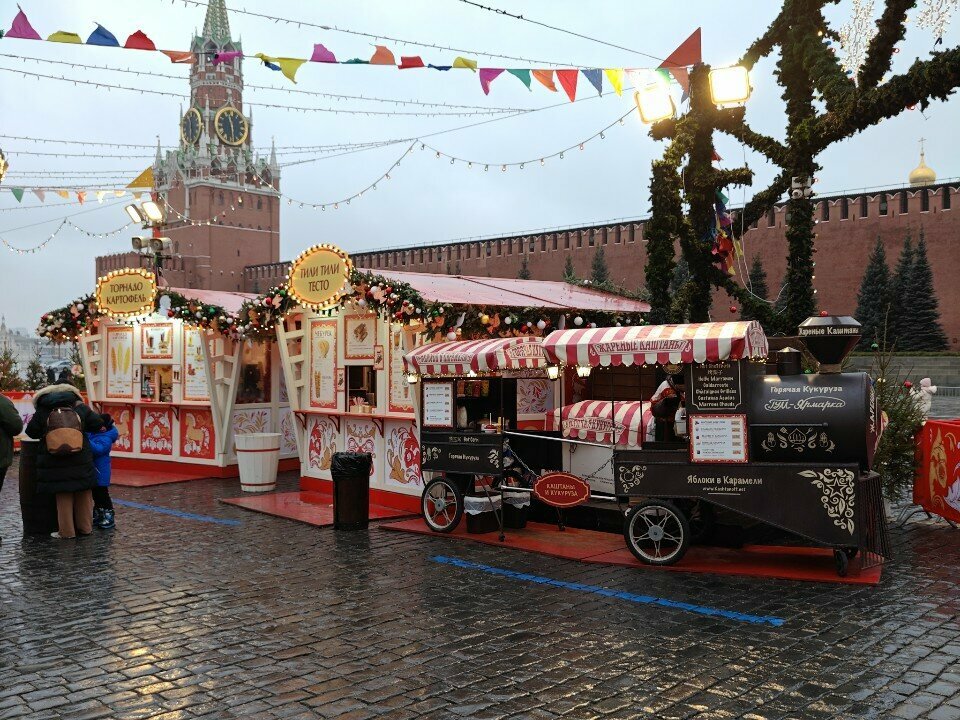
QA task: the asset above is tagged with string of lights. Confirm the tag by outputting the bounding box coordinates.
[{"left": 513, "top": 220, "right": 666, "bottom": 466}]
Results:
[
  {"left": 1, "top": 141, "right": 400, "bottom": 160},
  {"left": 0, "top": 133, "right": 411, "bottom": 152},
  {"left": 1, "top": 218, "right": 135, "bottom": 254},
  {"left": 0, "top": 66, "right": 532, "bottom": 118},
  {"left": 0, "top": 53, "right": 534, "bottom": 112},
  {"left": 174, "top": 0, "right": 598, "bottom": 68}
]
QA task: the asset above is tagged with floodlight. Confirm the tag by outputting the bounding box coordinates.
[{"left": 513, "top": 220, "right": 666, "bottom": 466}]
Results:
[
  {"left": 634, "top": 80, "right": 675, "bottom": 124},
  {"left": 709, "top": 65, "right": 751, "bottom": 105},
  {"left": 125, "top": 204, "right": 145, "bottom": 224},
  {"left": 131, "top": 236, "right": 148, "bottom": 250},
  {"left": 141, "top": 200, "right": 166, "bottom": 224}
]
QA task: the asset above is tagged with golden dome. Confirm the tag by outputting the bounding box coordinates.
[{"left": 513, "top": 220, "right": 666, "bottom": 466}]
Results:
[{"left": 909, "top": 147, "right": 936, "bottom": 186}]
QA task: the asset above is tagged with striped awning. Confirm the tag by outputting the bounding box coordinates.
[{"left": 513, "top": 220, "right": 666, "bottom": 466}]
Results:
[
  {"left": 542, "top": 321, "right": 768, "bottom": 368},
  {"left": 404, "top": 336, "right": 545, "bottom": 376},
  {"left": 551, "top": 400, "right": 650, "bottom": 447}
]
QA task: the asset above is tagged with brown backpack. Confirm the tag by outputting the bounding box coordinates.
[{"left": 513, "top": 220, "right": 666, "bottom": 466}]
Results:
[{"left": 45, "top": 407, "right": 84, "bottom": 455}]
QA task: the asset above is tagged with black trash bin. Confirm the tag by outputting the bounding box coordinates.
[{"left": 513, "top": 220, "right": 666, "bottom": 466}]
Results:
[
  {"left": 331, "top": 452, "right": 371, "bottom": 530},
  {"left": 19, "top": 439, "right": 58, "bottom": 535}
]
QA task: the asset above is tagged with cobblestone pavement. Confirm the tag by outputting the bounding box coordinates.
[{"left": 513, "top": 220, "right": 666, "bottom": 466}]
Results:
[{"left": 2, "top": 466, "right": 960, "bottom": 720}]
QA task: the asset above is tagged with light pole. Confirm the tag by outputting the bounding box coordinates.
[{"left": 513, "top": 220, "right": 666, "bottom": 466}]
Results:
[{"left": 126, "top": 199, "right": 172, "bottom": 283}]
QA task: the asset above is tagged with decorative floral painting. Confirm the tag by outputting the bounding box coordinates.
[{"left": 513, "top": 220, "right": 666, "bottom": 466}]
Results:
[
  {"left": 279, "top": 407, "right": 298, "bottom": 457},
  {"left": 517, "top": 378, "right": 553, "bottom": 416},
  {"left": 346, "top": 420, "right": 378, "bottom": 476},
  {"left": 231, "top": 408, "right": 272, "bottom": 453},
  {"left": 385, "top": 421, "right": 422, "bottom": 488},
  {"left": 140, "top": 408, "right": 174, "bottom": 455},
  {"left": 181, "top": 409, "right": 215, "bottom": 460},
  {"left": 101, "top": 403, "right": 133, "bottom": 452},
  {"left": 308, "top": 416, "right": 337, "bottom": 474}
]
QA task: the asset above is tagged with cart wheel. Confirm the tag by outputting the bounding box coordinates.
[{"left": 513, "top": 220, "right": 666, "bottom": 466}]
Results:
[
  {"left": 624, "top": 500, "right": 691, "bottom": 566},
  {"left": 422, "top": 477, "right": 464, "bottom": 533},
  {"left": 834, "top": 549, "right": 849, "bottom": 577},
  {"left": 681, "top": 500, "right": 716, "bottom": 544}
]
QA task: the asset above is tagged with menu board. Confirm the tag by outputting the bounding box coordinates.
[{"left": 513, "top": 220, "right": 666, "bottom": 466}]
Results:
[
  {"left": 182, "top": 328, "right": 209, "bottom": 401},
  {"left": 388, "top": 324, "right": 415, "bottom": 414},
  {"left": 423, "top": 382, "right": 454, "bottom": 428},
  {"left": 689, "top": 414, "right": 748, "bottom": 463},
  {"left": 141, "top": 322, "right": 174, "bottom": 360},
  {"left": 309, "top": 319, "right": 337, "bottom": 409},
  {"left": 105, "top": 325, "right": 134, "bottom": 399},
  {"left": 690, "top": 361, "right": 742, "bottom": 411},
  {"left": 344, "top": 314, "right": 377, "bottom": 360}
]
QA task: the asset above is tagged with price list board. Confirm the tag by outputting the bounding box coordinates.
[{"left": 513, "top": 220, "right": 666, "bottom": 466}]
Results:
[
  {"left": 689, "top": 361, "right": 743, "bottom": 411},
  {"left": 689, "top": 414, "right": 748, "bottom": 464}
]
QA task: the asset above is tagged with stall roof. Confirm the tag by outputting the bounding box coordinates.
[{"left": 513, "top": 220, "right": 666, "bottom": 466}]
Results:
[
  {"left": 552, "top": 400, "right": 650, "bottom": 447},
  {"left": 364, "top": 270, "right": 650, "bottom": 313},
  {"left": 543, "top": 321, "right": 769, "bottom": 367},
  {"left": 404, "top": 336, "right": 545, "bottom": 376},
  {"left": 166, "top": 288, "right": 258, "bottom": 314}
]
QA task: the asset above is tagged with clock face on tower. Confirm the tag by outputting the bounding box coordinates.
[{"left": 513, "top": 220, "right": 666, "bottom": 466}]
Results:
[
  {"left": 180, "top": 107, "right": 202, "bottom": 145},
  {"left": 214, "top": 106, "right": 249, "bottom": 146}
]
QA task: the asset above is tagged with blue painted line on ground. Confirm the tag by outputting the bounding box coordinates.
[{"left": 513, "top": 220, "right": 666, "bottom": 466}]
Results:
[
  {"left": 431, "top": 555, "right": 785, "bottom": 627},
  {"left": 112, "top": 499, "right": 241, "bottom": 526}
]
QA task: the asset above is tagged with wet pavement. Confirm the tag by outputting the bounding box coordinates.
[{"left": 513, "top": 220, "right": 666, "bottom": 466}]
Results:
[{"left": 2, "top": 465, "right": 960, "bottom": 719}]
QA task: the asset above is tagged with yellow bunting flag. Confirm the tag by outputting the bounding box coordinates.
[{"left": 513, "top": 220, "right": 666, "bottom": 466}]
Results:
[
  {"left": 127, "top": 166, "right": 154, "bottom": 189},
  {"left": 113, "top": 190, "right": 127, "bottom": 197},
  {"left": 56, "top": 190, "right": 70, "bottom": 200},
  {"left": 47, "top": 31, "right": 82, "bottom": 43},
  {"left": 96, "top": 191, "right": 107, "bottom": 203},
  {"left": 452, "top": 56, "right": 478, "bottom": 71},
  {"left": 604, "top": 68, "right": 624, "bottom": 96},
  {"left": 255, "top": 54, "right": 307, "bottom": 83}
]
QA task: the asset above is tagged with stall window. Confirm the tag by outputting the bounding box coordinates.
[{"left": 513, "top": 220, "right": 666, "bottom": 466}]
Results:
[
  {"left": 235, "top": 342, "right": 271, "bottom": 404},
  {"left": 347, "top": 366, "right": 377, "bottom": 411}
]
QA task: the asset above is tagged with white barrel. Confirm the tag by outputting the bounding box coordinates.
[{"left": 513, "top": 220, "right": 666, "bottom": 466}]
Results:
[{"left": 236, "top": 433, "right": 281, "bottom": 492}]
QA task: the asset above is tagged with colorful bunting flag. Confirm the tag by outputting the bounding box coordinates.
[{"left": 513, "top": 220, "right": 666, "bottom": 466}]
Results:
[
  {"left": 345, "top": 58, "right": 369, "bottom": 65},
  {"left": 428, "top": 64, "right": 452, "bottom": 71},
  {"left": 399, "top": 56, "right": 424, "bottom": 69},
  {"left": 659, "top": 28, "right": 701, "bottom": 70},
  {"left": 370, "top": 45, "right": 395, "bottom": 65},
  {"left": 310, "top": 44, "right": 336, "bottom": 63},
  {"left": 479, "top": 68, "right": 504, "bottom": 95},
  {"left": 604, "top": 68, "right": 623, "bottom": 96},
  {"left": 7, "top": 7, "right": 41, "bottom": 40},
  {"left": 113, "top": 190, "right": 126, "bottom": 197},
  {"left": 86, "top": 23, "right": 119, "bottom": 47},
  {"left": 556, "top": 69, "right": 578, "bottom": 101},
  {"left": 11, "top": 188, "right": 24, "bottom": 203},
  {"left": 452, "top": 57, "right": 478, "bottom": 71},
  {"left": 664, "top": 66, "right": 690, "bottom": 92},
  {"left": 96, "top": 190, "right": 107, "bottom": 203},
  {"left": 160, "top": 50, "right": 193, "bottom": 64},
  {"left": 582, "top": 68, "right": 603, "bottom": 96},
  {"left": 507, "top": 68, "right": 531, "bottom": 89},
  {"left": 256, "top": 53, "right": 309, "bottom": 82},
  {"left": 214, "top": 50, "right": 242, "bottom": 64},
  {"left": 47, "top": 30, "right": 81, "bottom": 44},
  {"left": 712, "top": 150, "right": 723, "bottom": 162},
  {"left": 33, "top": 189, "right": 45, "bottom": 202},
  {"left": 124, "top": 30, "right": 156, "bottom": 50},
  {"left": 532, "top": 69, "right": 557, "bottom": 92},
  {"left": 127, "top": 166, "right": 154, "bottom": 189},
  {"left": 56, "top": 190, "right": 70, "bottom": 200},
  {"left": 76, "top": 191, "right": 86, "bottom": 205}
]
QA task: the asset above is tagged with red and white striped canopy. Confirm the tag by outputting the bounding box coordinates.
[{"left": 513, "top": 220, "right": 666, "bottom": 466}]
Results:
[
  {"left": 551, "top": 400, "right": 650, "bottom": 447},
  {"left": 542, "top": 321, "right": 768, "bottom": 368},
  {"left": 404, "top": 336, "right": 545, "bottom": 376}
]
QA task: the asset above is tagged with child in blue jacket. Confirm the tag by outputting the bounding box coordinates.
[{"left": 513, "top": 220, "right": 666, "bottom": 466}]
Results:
[{"left": 88, "top": 413, "right": 119, "bottom": 529}]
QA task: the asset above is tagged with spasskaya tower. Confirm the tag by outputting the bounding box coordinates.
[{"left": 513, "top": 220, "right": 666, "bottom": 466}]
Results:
[{"left": 95, "top": 0, "right": 281, "bottom": 291}]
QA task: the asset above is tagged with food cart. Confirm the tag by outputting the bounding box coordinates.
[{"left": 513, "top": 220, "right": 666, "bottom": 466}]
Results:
[{"left": 541, "top": 316, "right": 890, "bottom": 576}]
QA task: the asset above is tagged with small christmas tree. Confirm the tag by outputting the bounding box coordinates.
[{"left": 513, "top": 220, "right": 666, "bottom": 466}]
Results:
[
  {"left": 668, "top": 258, "right": 692, "bottom": 323},
  {"left": 0, "top": 347, "right": 24, "bottom": 391},
  {"left": 900, "top": 231, "right": 948, "bottom": 351},
  {"left": 741, "top": 254, "right": 771, "bottom": 327},
  {"left": 69, "top": 342, "right": 86, "bottom": 392},
  {"left": 888, "top": 234, "right": 915, "bottom": 348},
  {"left": 590, "top": 246, "right": 610, "bottom": 285},
  {"left": 854, "top": 237, "right": 890, "bottom": 349},
  {"left": 562, "top": 255, "right": 577, "bottom": 283},
  {"left": 24, "top": 344, "right": 47, "bottom": 390},
  {"left": 518, "top": 255, "right": 532, "bottom": 280}
]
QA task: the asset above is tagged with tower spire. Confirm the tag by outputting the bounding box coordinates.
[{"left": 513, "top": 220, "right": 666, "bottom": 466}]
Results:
[{"left": 202, "top": 0, "right": 231, "bottom": 43}]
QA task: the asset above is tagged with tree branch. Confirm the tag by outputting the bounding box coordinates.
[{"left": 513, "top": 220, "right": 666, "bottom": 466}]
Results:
[{"left": 858, "top": 0, "right": 916, "bottom": 89}]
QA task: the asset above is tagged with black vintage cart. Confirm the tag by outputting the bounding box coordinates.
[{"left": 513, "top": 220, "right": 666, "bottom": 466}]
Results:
[{"left": 542, "top": 316, "right": 891, "bottom": 576}]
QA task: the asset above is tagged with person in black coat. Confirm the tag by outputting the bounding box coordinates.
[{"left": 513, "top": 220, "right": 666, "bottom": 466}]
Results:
[{"left": 25, "top": 384, "right": 103, "bottom": 539}]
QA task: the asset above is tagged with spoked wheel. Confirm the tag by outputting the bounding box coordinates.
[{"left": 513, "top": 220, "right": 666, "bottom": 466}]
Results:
[
  {"left": 422, "top": 477, "right": 464, "bottom": 533},
  {"left": 624, "top": 500, "right": 691, "bottom": 566}
]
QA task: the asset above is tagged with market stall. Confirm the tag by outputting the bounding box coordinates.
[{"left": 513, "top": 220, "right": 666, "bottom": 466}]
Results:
[{"left": 39, "top": 270, "right": 298, "bottom": 475}]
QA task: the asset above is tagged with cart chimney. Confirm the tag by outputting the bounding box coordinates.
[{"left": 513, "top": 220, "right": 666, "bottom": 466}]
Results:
[{"left": 797, "top": 316, "right": 861, "bottom": 374}]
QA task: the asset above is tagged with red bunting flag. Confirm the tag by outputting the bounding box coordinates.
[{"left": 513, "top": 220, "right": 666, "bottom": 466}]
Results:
[
  {"left": 124, "top": 30, "right": 156, "bottom": 50},
  {"left": 399, "top": 56, "right": 425, "bottom": 69},
  {"left": 556, "top": 69, "right": 578, "bottom": 101},
  {"left": 659, "top": 28, "right": 701, "bottom": 70}
]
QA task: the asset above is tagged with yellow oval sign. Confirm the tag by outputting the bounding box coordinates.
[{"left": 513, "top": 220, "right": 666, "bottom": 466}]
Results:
[
  {"left": 95, "top": 268, "right": 157, "bottom": 318},
  {"left": 288, "top": 244, "right": 352, "bottom": 311}
]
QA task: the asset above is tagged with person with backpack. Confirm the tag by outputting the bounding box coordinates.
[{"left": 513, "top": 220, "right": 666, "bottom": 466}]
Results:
[
  {"left": 88, "top": 414, "right": 119, "bottom": 530},
  {"left": 0, "top": 393, "right": 24, "bottom": 493},
  {"left": 25, "top": 383, "right": 103, "bottom": 539}
]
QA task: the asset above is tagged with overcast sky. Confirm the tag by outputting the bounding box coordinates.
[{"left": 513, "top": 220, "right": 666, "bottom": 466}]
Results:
[{"left": 0, "top": 0, "right": 956, "bottom": 331}]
